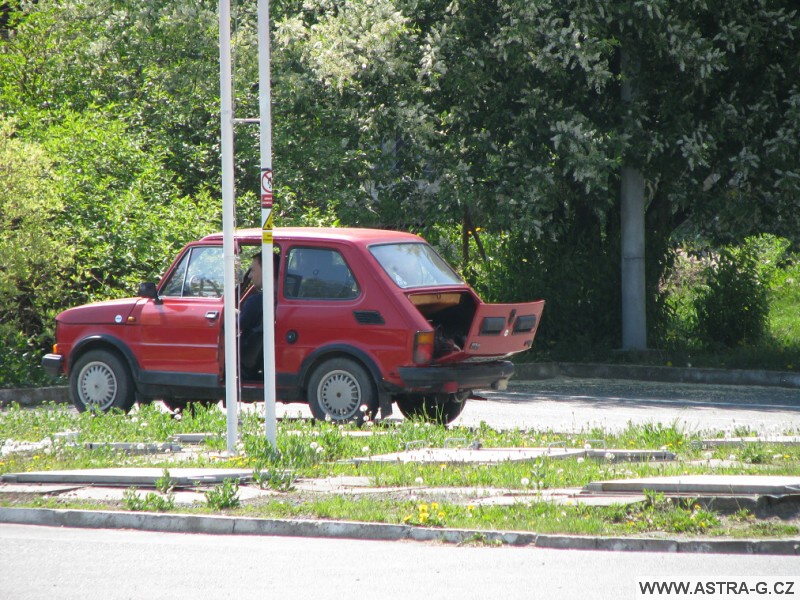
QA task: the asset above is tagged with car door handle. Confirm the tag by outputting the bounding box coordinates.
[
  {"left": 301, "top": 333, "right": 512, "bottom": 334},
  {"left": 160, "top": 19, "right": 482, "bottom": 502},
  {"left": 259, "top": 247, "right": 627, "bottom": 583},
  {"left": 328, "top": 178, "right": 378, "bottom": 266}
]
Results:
[{"left": 205, "top": 311, "right": 219, "bottom": 320}]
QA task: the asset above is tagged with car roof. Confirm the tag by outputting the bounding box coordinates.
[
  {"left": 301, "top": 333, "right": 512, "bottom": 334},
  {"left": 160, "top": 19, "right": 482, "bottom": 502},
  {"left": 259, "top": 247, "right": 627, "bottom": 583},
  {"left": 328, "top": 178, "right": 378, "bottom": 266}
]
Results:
[{"left": 200, "top": 227, "right": 425, "bottom": 246}]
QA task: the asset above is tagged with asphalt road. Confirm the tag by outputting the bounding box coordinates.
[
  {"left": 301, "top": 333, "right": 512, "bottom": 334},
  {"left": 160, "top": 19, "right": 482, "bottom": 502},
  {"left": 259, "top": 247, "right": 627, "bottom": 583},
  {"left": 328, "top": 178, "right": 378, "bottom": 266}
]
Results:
[
  {"left": 458, "top": 378, "right": 800, "bottom": 435},
  {"left": 271, "top": 377, "right": 800, "bottom": 435},
  {"left": 2, "top": 523, "right": 799, "bottom": 600}
]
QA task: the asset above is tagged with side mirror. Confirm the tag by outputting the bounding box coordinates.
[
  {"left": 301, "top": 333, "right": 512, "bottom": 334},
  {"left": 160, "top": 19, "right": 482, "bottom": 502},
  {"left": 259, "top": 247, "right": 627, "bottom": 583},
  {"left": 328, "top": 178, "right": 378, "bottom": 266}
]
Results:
[{"left": 138, "top": 282, "right": 162, "bottom": 305}]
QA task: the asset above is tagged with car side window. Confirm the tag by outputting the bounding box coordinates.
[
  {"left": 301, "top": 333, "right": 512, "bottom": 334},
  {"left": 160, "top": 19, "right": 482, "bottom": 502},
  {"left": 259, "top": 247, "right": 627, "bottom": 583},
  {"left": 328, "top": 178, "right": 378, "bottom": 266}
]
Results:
[
  {"left": 284, "top": 247, "right": 359, "bottom": 300},
  {"left": 160, "top": 246, "right": 224, "bottom": 298}
]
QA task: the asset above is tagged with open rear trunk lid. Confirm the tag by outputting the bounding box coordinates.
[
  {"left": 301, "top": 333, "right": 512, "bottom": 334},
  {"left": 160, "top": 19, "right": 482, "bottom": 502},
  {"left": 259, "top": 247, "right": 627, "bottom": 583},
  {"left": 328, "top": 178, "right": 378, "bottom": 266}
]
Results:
[{"left": 435, "top": 300, "right": 545, "bottom": 363}]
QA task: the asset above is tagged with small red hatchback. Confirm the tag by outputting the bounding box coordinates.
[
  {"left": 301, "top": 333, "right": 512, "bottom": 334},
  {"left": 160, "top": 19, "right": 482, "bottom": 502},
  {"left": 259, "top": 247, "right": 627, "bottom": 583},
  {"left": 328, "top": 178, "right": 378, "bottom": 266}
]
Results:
[{"left": 42, "top": 227, "right": 544, "bottom": 424}]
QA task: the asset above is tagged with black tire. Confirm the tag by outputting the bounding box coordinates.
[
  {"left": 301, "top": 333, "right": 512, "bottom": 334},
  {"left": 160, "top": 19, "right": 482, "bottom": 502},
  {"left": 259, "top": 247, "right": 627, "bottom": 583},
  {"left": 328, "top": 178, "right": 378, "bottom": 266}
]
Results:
[
  {"left": 69, "top": 349, "right": 136, "bottom": 413},
  {"left": 306, "top": 357, "right": 377, "bottom": 423},
  {"left": 395, "top": 392, "right": 468, "bottom": 425}
]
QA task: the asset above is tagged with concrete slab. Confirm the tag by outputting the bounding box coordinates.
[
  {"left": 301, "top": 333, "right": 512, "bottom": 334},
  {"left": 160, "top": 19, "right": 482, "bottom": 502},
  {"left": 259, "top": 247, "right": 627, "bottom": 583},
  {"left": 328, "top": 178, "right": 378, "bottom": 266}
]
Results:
[
  {"left": 55, "top": 485, "right": 273, "bottom": 506},
  {"left": 358, "top": 447, "right": 584, "bottom": 464},
  {"left": 83, "top": 442, "right": 183, "bottom": 454},
  {"left": 0, "top": 483, "right": 82, "bottom": 496},
  {"left": 470, "top": 489, "right": 646, "bottom": 508},
  {"left": 702, "top": 436, "right": 800, "bottom": 447},
  {"left": 357, "top": 447, "right": 675, "bottom": 464},
  {"left": 170, "top": 433, "right": 220, "bottom": 444},
  {"left": 585, "top": 475, "right": 800, "bottom": 495},
  {"left": 1, "top": 468, "right": 264, "bottom": 487}
]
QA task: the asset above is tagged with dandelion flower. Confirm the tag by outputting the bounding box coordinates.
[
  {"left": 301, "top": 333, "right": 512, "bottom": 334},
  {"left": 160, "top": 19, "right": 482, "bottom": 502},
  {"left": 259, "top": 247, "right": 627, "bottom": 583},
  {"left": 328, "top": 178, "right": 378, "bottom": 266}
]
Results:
[
  {"left": 414, "top": 477, "right": 424, "bottom": 485},
  {"left": 520, "top": 477, "right": 530, "bottom": 486}
]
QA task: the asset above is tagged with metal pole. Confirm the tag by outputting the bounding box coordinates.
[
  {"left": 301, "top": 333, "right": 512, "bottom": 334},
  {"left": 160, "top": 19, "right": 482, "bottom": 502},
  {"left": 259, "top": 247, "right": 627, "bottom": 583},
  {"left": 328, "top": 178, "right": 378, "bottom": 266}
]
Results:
[
  {"left": 257, "top": 0, "right": 277, "bottom": 447},
  {"left": 219, "top": 0, "right": 239, "bottom": 453}
]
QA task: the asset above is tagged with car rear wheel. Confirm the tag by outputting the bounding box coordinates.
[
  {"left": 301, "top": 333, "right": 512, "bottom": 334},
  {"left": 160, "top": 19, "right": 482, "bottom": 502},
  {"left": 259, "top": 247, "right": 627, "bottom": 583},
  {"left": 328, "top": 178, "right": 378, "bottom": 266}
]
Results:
[
  {"left": 70, "top": 349, "right": 136, "bottom": 413},
  {"left": 306, "top": 358, "right": 377, "bottom": 424},
  {"left": 395, "top": 392, "right": 468, "bottom": 425}
]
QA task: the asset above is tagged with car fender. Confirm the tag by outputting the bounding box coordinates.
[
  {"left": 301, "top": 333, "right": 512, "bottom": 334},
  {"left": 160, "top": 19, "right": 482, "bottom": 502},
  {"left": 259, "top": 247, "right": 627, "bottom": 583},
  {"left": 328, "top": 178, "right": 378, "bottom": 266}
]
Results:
[
  {"left": 298, "top": 344, "right": 386, "bottom": 391},
  {"left": 297, "top": 343, "right": 394, "bottom": 417},
  {"left": 68, "top": 335, "right": 142, "bottom": 382}
]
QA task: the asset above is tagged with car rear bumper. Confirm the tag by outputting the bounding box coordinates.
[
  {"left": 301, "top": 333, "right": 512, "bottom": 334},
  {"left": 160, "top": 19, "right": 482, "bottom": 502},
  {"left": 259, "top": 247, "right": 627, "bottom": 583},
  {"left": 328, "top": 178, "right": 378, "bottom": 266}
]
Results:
[
  {"left": 397, "top": 361, "right": 514, "bottom": 393},
  {"left": 41, "top": 353, "right": 64, "bottom": 378}
]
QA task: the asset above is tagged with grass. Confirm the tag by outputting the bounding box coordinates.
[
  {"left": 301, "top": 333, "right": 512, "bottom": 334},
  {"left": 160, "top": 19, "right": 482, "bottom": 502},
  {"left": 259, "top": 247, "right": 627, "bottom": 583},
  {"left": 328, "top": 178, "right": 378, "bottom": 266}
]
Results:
[{"left": 1, "top": 402, "right": 800, "bottom": 540}]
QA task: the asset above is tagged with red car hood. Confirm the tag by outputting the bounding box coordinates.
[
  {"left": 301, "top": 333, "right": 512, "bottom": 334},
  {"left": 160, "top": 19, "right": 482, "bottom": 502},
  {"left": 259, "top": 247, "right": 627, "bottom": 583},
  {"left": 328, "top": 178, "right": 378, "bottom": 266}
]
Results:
[{"left": 56, "top": 298, "right": 141, "bottom": 325}]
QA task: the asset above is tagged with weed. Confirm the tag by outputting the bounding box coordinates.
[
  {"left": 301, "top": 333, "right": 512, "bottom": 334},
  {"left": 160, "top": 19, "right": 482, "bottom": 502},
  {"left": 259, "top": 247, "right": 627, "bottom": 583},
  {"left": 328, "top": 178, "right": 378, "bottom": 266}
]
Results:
[
  {"left": 155, "top": 468, "right": 175, "bottom": 494},
  {"left": 122, "top": 487, "right": 175, "bottom": 512},
  {"left": 204, "top": 478, "right": 240, "bottom": 510},
  {"left": 253, "top": 468, "right": 296, "bottom": 492},
  {"left": 403, "top": 501, "right": 447, "bottom": 527},
  {"left": 740, "top": 443, "right": 771, "bottom": 464}
]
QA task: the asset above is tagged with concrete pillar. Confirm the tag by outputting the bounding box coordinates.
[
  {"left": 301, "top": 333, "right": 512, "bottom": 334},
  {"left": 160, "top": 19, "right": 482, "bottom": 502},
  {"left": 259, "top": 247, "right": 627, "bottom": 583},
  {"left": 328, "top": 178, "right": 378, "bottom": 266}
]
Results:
[{"left": 621, "top": 166, "right": 647, "bottom": 350}]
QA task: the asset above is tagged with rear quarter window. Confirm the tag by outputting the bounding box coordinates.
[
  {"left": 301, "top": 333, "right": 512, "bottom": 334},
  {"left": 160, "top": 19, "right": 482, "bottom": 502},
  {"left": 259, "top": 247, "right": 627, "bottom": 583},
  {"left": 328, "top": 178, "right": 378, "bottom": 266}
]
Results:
[
  {"left": 369, "top": 242, "right": 462, "bottom": 288},
  {"left": 284, "top": 247, "right": 359, "bottom": 300}
]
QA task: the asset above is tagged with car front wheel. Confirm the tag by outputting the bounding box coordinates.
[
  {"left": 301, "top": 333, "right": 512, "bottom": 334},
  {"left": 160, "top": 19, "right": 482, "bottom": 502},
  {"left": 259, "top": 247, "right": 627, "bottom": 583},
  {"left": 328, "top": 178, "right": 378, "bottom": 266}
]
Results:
[
  {"left": 70, "top": 349, "right": 136, "bottom": 413},
  {"left": 306, "top": 358, "right": 377, "bottom": 424}
]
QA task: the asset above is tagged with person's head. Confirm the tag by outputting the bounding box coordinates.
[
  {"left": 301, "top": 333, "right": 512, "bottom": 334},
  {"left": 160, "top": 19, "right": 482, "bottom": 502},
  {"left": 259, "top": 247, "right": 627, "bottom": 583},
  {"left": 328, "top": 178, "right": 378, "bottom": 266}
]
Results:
[{"left": 249, "top": 252, "right": 263, "bottom": 289}]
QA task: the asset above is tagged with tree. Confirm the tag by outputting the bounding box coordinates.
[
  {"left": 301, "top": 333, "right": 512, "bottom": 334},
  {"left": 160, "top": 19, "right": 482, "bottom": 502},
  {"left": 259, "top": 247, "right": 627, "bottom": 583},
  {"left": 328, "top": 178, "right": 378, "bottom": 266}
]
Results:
[
  {"left": 0, "top": 119, "right": 70, "bottom": 385},
  {"left": 2, "top": 0, "right": 798, "bottom": 361}
]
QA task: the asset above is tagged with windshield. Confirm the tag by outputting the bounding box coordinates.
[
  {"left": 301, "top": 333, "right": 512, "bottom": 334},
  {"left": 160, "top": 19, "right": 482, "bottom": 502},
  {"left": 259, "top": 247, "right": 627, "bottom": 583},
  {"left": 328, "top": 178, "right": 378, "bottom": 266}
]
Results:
[{"left": 370, "top": 243, "right": 463, "bottom": 289}]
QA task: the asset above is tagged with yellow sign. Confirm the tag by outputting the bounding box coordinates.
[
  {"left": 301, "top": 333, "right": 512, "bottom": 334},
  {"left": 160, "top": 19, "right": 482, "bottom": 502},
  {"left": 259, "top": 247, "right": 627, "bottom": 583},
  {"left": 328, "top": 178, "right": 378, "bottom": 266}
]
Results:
[
  {"left": 263, "top": 230, "right": 273, "bottom": 243},
  {"left": 262, "top": 209, "right": 273, "bottom": 230}
]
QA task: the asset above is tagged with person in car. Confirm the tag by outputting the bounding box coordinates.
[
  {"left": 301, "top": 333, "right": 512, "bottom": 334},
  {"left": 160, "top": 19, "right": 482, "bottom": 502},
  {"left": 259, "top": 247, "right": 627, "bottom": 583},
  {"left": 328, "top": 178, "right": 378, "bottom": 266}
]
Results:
[{"left": 239, "top": 252, "right": 263, "bottom": 380}]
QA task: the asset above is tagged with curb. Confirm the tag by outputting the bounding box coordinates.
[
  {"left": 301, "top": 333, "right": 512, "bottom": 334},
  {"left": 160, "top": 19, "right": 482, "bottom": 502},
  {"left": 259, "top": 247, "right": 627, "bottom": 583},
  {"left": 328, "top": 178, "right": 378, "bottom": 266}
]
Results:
[
  {"left": 1, "top": 507, "right": 798, "bottom": 555},
  {"left": 513, "top": 363, "right": 800, "bottom": 389},
  {"left": 0, "top": 386, "right": 69, "bottom": 408}
]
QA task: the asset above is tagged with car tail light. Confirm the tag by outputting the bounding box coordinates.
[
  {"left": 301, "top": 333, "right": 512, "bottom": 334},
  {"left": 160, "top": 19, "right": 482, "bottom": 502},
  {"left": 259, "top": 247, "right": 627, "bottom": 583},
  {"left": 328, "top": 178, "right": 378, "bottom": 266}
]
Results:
[{"left": 413, "top": 331, "right": 434, "bottom": 365}]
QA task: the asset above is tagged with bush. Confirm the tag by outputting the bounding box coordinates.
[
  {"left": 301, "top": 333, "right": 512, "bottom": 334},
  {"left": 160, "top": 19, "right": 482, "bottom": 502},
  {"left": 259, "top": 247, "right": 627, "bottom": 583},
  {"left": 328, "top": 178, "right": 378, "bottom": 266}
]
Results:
[
  {"left": 0, "top": 329, "right": 52, "bottom": 389},
  {"left": 693, "top": 241, "right": 770, "bottom": 348}
]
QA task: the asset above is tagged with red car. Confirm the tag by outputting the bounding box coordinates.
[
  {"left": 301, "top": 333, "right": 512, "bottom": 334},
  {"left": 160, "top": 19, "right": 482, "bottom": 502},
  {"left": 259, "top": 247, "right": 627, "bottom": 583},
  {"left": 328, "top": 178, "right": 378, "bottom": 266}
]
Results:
[{"left": 42, "top": 227, "right": 544, "bottom": 424}]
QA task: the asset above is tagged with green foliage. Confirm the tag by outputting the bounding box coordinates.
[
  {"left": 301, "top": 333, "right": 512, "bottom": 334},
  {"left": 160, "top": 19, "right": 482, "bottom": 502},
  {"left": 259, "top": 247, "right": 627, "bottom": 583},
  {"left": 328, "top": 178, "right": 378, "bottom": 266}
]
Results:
[
  {"left": 204, "top": 478, "right": 241, "bottom": 510},
  {"left": 122, "top": 487, "right": 175, "bottom": 512},
  {"left": 1, "top": 0, "right": 800, "bottom": 382},
  {"left": 0, "top": 331, "right": 51, "bottom": 389},
  {"left": 0, "top": 120, "right": 71, "bottom": 334},
  {"left": 694, "top": 242, "right": 771, "bottom": 348},
  {"left": 155, "top": 468, "right": 175, "bottom": 495}
]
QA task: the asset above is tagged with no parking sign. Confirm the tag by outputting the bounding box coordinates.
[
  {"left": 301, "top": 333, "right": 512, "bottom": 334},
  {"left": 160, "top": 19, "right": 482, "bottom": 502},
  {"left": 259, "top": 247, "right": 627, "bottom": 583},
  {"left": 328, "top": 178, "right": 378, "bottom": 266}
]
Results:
[{"left": 261, "top": 168, "right": 273, "bottom": 208}]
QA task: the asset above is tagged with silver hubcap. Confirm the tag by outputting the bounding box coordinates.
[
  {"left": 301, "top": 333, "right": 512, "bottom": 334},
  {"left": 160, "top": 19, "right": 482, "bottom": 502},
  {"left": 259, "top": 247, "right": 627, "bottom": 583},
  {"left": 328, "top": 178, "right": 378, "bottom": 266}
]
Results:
[
  {"left": 78, "top": 361, "right": 118, "bottom": 410},
  {"left": 317, "top": 369, "right": 361, "bottom": 419}
]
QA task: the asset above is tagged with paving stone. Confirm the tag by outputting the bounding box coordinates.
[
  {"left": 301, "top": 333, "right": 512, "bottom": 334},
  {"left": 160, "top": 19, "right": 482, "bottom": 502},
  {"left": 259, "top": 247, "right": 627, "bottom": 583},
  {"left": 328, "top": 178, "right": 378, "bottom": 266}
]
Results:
[
  {"left": 585, "top": 474, "right": 800, "bottom": 495},
  {"left": 0, "top": 468, "right": 263, "bottom": 486},
  {"left": 701, "top": 436, "right": 800, "bottom": 447},
  {"left": 356, "top": 447, "right": 674, "bottom": 465}
]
